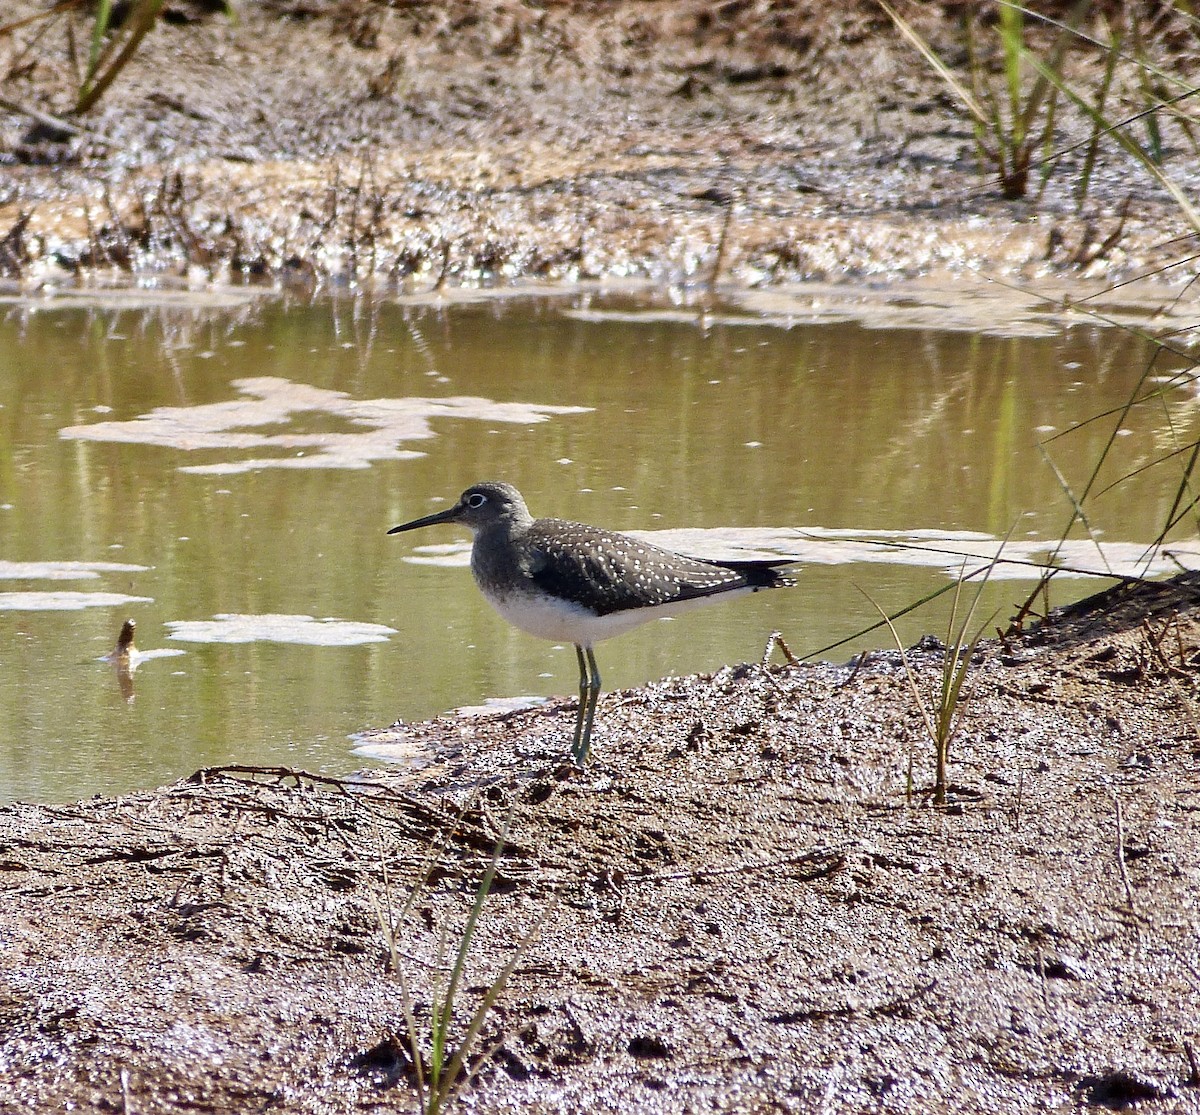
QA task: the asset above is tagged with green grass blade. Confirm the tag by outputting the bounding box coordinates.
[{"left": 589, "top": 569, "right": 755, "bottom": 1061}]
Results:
[
  {"left": 998, "top": 3, "right": 1025, "bottom": 146},
  {"left": 877, "top": 0, "right": 990, "bottom": 126},
  {"left": 1149, "top": 440, "right": 1200, "bottom": 550},
  {"left": 373, "top": 838, "right": 432, "bottom": 1109},
  {"left": 1024, "top": 50, "right": 1200, "bottom": 234},
  {"left": 1034, "top": 85, "right": 1060, "bottom": 201},
  {"left": 396, "top": 962, "right": 429, "bottom": 1109},
  {"left": 1131, "top": 9, "right": 1165, "bottom": 164},
  {"left": 81, "top": 0, "right": 113, "bottom": 99},
  {"left": 376, "top": 807, "right": 474, "bottom": 1113},
  {"left": 963, "top": 13, "right": 999, "bottom": 165},
  {"left": 1005, "top": 1, "right": 1195, "bottom": 93},
  {"left": 1037, "top": 442, "right": 1114, "bottom": 577},
  {"left": 75, "top": 0, "right": 167, "bottom": 115},
  {"left": 808, "top": 575, "right": 964, "bottom": 661},
  {"left": 1096, "top": 440, "right": 1200, "bottom": 498},
  {"left": 438, "top": 892, "right": 560, "bottom": 1104},
  {"left": 934, "top": 539, "right": 1007, "bottom": 797},
  {"left": 440, "top": 851, "right": 500, "bottom": 1034},
  {"left": 428, "top": 917, "right": 454, "bottom": 1099},
  {"left": 934, "top": 569, "right": 968, "bottom": 752},
  {"left": 999, "top": 0, "right": 1093, "bottom": 194},
  {"left": 1079, "top": 27, "right": 1120, "bottom": 206},
  {"left": 858, "top": 586, "right": 938, "bottom": 745}
]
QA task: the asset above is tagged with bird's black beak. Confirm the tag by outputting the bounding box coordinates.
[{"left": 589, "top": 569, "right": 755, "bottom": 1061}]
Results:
[{"left": 387, "top": 501, "right": 464, "bottom": 535}]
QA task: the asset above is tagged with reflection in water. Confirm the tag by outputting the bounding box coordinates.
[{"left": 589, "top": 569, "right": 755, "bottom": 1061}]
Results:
[
  {"left": 1, "top": 292, "right": 1198, "bottom": 803},
  {"left": 97, "top": 618, "right": 187, "bottom": 702},
  {"left": 571, "top": 280, "right": 1200, "bottom": 339},
  {"left": 107, "top": 618, "right": 139, "bottom": 657},
  {"left": 102, "top": 619, "right": 138, "bottom": 702}
]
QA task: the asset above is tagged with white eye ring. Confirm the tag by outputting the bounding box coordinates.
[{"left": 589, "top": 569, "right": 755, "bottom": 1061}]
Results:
[{"left": 466, "top": 493, "right": 487, "bottom": 509}]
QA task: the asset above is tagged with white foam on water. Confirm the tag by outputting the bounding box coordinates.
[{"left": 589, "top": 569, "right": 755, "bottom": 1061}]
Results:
[
  {"left": 165, "top": 613, "right": 398, "bottom": 646},
  {"left": 60, "top": 376, "right": 592, "bottom": 475},
  {"left": 0, "top": 591, "right": 154, "bottom": 611},
  {"left": 0, "top": 560, "right": 150, "bottom": 581}
]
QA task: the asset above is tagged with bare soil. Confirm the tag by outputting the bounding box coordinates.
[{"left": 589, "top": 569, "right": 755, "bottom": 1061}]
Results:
[
  {"left": 3, "top": 575, "right": 1200, "bottom": 1112},
  {"left": 3, "top": 4, "right": 1200, "bottom": 1113},
  {"left": 1, "top": 1, "right": 1197, "bottom": 291}
]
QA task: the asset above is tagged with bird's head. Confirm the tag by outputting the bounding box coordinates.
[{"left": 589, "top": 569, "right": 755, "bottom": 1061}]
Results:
[{"left": 387, "top": 481, "right": 532, "bottom": 536}]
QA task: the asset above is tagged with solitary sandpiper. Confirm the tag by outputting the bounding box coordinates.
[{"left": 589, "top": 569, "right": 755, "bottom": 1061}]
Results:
[{"left": 388, "top": 481, "right": 795, "bottom": 765}]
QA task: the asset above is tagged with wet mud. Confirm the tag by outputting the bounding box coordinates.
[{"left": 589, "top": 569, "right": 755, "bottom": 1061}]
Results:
[
  {"left": 1, "top": 1, "right": 1196, "bottom": 295},
  {"left": 3, "top": 574, "right": 1200, "bottom": 1112},
  {"left": 3, "top": 4, "right": 1200, "bottom": 1111}
]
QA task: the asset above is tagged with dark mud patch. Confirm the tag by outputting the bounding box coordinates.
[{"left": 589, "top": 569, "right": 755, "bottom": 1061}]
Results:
[{"left": 3, "top": 573, "right": 1200, "bottom": 1112}]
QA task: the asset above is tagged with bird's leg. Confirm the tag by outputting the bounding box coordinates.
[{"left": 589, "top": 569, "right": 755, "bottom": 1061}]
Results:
[
  {"left": 573, "top": 646, "right": 602, "bottom": 766},
  {"left": 572, "top": 644, "right": 589, "bottom": 761}
]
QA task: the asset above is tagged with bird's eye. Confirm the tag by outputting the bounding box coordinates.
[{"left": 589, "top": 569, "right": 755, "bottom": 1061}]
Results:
[{"left": 466, "top": 493, "right": 487, "bottom": 509}]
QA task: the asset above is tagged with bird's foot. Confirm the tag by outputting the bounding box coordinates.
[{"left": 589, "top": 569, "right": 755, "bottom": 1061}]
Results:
[{"left": 551, "top": 758, "right": 582, "bottom": 780}]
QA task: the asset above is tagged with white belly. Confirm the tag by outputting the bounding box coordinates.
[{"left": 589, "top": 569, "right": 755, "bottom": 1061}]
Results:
[{"left": 481, "top": 586, "right": 754, "bottom": 647}]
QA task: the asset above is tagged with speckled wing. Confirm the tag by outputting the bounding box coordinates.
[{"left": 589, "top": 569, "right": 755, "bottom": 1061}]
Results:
[{"left": 524, "top": 519, "right": 794, "bottom": 617}]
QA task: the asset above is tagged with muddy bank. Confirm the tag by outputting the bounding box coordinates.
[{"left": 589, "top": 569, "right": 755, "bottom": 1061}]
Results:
[
  {"left": 2, "top": 575, "right": 1200, "bottom": 1112},
  {"left": 1, "top": 1, "right": 1197, "bottom": 294},
  {"left": 3, "top": 5, "right": 1200, "bottom": 1112}
]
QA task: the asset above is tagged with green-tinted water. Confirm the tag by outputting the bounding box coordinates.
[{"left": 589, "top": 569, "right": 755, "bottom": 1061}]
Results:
[{"left": 1, "top": 290, "right": 1194, "bottom": 803}]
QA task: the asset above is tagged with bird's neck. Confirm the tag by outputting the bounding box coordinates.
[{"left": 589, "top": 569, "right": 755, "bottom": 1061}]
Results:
[{"left": 470, "top": 518, "right": 530, "bottom": 599}]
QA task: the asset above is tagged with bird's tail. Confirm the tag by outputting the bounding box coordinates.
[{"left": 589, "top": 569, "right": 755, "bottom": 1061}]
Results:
[{"left": 705, "top": 558, "right": 796, "bottom": 589}]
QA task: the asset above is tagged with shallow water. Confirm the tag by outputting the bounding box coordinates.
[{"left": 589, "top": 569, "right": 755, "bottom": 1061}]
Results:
[{"left": 1, "top": 287, "right": 1195, "bottom": 803}]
